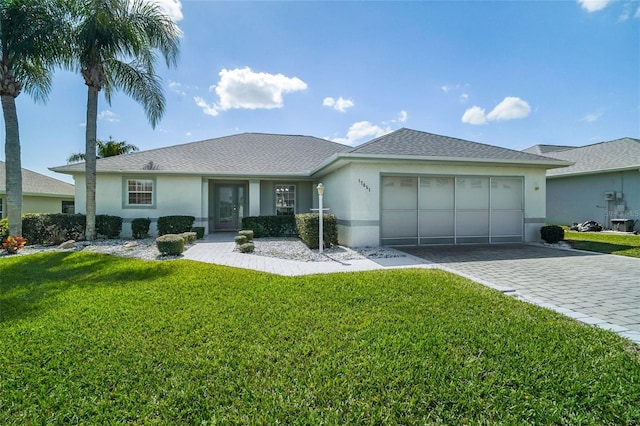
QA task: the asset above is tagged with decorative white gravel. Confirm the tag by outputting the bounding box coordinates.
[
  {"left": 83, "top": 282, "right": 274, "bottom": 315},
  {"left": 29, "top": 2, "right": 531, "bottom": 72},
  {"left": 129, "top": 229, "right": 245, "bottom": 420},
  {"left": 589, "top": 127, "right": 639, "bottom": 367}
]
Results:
[{"left": 2, "top": 236, "right": 406, "bottom": 263}]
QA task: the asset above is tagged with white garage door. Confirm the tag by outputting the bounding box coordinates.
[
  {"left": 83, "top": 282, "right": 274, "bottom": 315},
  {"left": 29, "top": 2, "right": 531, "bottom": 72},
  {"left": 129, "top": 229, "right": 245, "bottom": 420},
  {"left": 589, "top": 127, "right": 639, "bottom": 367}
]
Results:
[{"left": 381, "top": 175, "right": 524, "bottom": 245}]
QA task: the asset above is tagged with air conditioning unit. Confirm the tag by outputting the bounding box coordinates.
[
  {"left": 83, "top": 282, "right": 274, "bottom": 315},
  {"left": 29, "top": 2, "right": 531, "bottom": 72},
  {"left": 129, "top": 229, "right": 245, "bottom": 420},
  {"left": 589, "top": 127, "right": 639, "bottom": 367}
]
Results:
[{"left": 604, "top": 191, "right": 615, "bottom": 200}]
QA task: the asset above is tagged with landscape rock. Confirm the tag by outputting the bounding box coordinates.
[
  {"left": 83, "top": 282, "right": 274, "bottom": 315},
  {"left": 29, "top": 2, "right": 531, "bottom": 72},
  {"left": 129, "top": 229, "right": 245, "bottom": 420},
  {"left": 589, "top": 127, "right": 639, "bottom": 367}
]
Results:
[{"left": 58, "top": 240, "right": 77, "bottom": 250}]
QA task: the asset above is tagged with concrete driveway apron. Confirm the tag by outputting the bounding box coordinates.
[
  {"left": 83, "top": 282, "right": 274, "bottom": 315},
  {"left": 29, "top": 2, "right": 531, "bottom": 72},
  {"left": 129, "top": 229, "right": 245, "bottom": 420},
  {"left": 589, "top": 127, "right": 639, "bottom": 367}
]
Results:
[{"left": 398, "top": 244, "right": 640, "bottom": 345}]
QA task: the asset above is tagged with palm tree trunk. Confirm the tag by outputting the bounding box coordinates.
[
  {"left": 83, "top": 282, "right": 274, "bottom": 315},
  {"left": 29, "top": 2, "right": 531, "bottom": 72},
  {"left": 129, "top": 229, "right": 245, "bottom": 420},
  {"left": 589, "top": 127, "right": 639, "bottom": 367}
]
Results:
[
  {"left": 1, "top": 94, "right": 23, "bottom": 237},
  {"left": 85, "top": 85, "right": 99, "bottom": 241}
]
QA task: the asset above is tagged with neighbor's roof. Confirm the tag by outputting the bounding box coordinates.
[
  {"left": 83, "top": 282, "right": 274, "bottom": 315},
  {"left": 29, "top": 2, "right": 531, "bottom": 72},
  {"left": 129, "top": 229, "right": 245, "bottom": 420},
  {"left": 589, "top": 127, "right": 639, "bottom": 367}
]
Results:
[
  {"left": 0, "top": 161, "right": 74, "bottom": 197},
  {"left": 339, "top": 128, "right": 569, "bottom": 166},
  {"left": 51, "top": 133, "right": 352, "bottom": 177},
  {"left": 527, "top": 137, "right": 640, "bottom": 177},
  {"left": 522, "top": 144, "right": 576, "bottom": 155}
]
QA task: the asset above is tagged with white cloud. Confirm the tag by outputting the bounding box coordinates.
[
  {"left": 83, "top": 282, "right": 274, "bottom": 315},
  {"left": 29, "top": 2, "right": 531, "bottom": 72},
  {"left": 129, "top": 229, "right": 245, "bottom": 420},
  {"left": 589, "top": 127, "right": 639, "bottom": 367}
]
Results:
[
  {"left": 635, "top": 6, "right": 640, "bottom": 18},
  {"left": 195, "top": 67, "right": 307, "bottom": 116},
  {"left": 194, "top": 96, "right": 219, "bottom": 117},
  {"left": 168, "top": 80, "right": 186, "bottom": 96},
  {"left": 461, "top": 106, "right": 487, "bottom": 125},
  {"left": 486, "top": 97, "right": 531, "bottom": 121},
  {"left": 323, "top": 96, "right": 354, "bottom": 112},
  {"left": 578, "top": 0, "right": 613, "bottom": 12},
  {"left": 397, "top": 110, "right": 408, "bottom": 123},
  {"left": 147, "top": 0, "right": 183, "bottom": 22},
  {"left": 581, "top": 111, "right": 603, "bottom": 122},
  {"left": 462, "top": 97, "right": 531, "bottom": 125},
  {"left": 459, "top": 93, "right": 469, "bottom": 103},
  {"left": 98, "top": 110, "right": 120, "bottom": 122},
  {"left": 185, "top": 131, "right": 192, "bottom": 136},
  {"left": 331, "top": 121, "right": 392, "bottom": 146}
]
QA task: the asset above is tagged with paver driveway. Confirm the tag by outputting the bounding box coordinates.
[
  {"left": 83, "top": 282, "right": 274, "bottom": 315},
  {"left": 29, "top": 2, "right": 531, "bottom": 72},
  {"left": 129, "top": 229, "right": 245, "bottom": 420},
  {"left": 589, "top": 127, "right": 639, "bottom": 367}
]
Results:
[{"left": 398, "top": 244, "right": 640, "bottom": 340}]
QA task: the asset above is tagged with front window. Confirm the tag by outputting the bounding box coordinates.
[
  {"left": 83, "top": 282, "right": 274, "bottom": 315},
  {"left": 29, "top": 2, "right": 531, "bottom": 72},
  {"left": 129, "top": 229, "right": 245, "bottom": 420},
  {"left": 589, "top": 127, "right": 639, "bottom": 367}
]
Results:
[
  {"left": 62, "top": 200, "right": 75, "bottom": 214},
  {"left": 0, "top": 198, "right": 3, "bottom": 218},
  {"left": 127, "top": 179, "right": 154, "bottom": 206},
  {"left": 275, "top": 184, "right": 295, "bottom": 215}
]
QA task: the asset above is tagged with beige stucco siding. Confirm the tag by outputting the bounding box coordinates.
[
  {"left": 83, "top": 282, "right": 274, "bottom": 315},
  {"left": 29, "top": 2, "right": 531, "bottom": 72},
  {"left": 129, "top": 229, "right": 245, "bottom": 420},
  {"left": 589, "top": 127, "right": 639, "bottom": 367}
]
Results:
[
  {"left": 0, "top": 194, "right": 73, "bottom": 218},
  {"left": 318, "top": 161, "right": 548, "bottom": 246},
  {"left": 73, "top": 173, "right": 203, "bottom": 237}
]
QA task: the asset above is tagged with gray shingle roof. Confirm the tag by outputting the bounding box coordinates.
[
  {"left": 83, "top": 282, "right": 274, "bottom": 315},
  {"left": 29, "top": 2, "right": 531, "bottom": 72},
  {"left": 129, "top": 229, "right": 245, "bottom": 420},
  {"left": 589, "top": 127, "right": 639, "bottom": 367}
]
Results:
[
  {"left": 536, "top": 138, "right": 640, "bottom": 177},
  {"left": 52, "top": 133, "right": 352, "bottom": 176},
  {"left": 0, "top": 161, "right": 74, "bottom": 196},
  {"left": 348, "top": 128, "right": 567, "bottom": 164},
  {"left": 51, "top": 129, "right": 569, "bottom": 178},
  {"left": 522, "top": 144, "right": 576, "bottom": 155}
]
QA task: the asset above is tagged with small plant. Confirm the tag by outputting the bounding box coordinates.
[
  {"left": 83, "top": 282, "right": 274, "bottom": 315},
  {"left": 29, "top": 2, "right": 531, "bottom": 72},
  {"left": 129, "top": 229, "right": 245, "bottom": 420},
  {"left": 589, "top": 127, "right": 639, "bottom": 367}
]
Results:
[
  {"left": 540, "top": 225, "right": 565, "bottom": 244},
  {"left": 235, "top": 235, "right": 248, "bottom": 245},
  {"left": 155, "top": 234, "right": 185, "bottom": 256},
  {"left": 191, "top": 226, "right": 205, "bottom": 239},
  {"left": 238, "top": 242, "right": 255, "bottom": 253},
  {"left": 0, "top": 218, "right": 8, "bottom": 240},
  {"left": 181, "top": 231, "right": 197, "bottom": 244},
  {"left": 2, "top": 236, "right": 27, "bottom": 254},
  {"left": 239, "top": 230, "right": 254, "bottom": 241},
  {"left": 131, "top": 218, "right": 151, "bottom": 239},
  {"left": 96, "top": 215, "right": 123, "bottom": 239}
]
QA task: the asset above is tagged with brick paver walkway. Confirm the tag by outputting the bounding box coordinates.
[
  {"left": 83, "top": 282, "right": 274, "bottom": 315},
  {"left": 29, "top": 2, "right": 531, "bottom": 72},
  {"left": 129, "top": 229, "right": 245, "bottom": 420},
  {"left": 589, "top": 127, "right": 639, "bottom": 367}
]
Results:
[{"left": 399, "top": 244, "right": 640, "bottom": 343}]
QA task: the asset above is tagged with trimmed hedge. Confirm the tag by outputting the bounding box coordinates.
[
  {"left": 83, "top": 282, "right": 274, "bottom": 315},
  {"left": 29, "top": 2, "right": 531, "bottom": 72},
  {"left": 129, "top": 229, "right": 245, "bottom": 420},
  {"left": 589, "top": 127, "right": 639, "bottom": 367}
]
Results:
[
  {"left": 540, "top": 225, "right": 565, "bottom": 244},
  {"left": 192, "top": 226, "right": 205, "bottom": 239},
  {"left": 0, "top": 218, "right": 8, "bottom": 240},
  {"left": 241, "top": 216, "right": 297, "bottom": 238},
  {"left": 156, "top": 234, "right": 185, "bottom": 255},
  {"left": 296, "top": 213, "right": 338, "bottom": 250},
  {"left": 181, "top": 231, "right": 197, "bottom": 245},
  {"left": 22, "top": 213, "right": 86, "bottom": 246},
  {"left": 157, "top": 216, "right": 195, "bottom": 236},
  {"left": 131, "top": 218, "right": 151, "bottom": 239},
  {"left": 96, "top": 215, "right": 122, "bottom": 239}
]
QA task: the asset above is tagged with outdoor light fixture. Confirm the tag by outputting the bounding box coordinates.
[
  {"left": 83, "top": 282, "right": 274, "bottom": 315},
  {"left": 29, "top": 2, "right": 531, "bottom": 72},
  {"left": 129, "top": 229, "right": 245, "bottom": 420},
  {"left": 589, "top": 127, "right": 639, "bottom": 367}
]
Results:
[{"left": 317, "top": 183, "right": 325, "bottom": 253}]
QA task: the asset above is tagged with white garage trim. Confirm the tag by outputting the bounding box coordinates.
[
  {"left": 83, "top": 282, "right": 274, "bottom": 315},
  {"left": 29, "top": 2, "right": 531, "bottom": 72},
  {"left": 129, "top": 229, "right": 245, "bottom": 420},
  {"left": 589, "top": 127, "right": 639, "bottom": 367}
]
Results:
[{"left": 381, "top": 175, "right": 524, "bottom": 245}]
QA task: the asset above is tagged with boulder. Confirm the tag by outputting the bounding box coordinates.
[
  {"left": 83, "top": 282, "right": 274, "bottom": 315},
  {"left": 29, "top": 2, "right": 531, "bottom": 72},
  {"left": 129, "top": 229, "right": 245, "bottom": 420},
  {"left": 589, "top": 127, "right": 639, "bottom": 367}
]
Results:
[
  {"left": 123, "top": 241, "right": 139, "bottom": 248},
  {"left": 58, "top": 240, "right": 76, "bottom": 250}
]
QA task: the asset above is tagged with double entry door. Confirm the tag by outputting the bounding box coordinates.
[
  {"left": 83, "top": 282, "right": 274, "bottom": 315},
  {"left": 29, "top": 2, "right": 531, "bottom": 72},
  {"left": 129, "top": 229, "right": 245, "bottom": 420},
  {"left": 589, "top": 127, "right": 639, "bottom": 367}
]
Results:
[{"left": 211, "top": 183, "right": 247, "bottom": 231}]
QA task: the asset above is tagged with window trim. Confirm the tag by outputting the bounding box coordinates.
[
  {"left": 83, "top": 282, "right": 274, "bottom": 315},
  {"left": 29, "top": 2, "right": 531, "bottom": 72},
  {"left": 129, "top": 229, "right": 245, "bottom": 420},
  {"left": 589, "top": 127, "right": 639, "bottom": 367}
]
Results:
[
  {"left": 122, "top": 177, "right": 156, "bottom": 209},
  {"left": 0, "top": 197, "right": 3, "bottom": 218},
  {"left": 275, "top": 183, "right": 296, "bottom": 216}
]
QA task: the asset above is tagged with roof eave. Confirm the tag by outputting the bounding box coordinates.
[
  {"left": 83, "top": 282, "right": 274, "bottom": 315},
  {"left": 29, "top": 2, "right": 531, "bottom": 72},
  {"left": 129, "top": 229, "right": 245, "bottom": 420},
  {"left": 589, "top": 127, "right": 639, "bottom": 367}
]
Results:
[
  {"left": 547, "top": 165, "right": 640, "bottom": 179},
  {"left": 312, "top": 152, "right": 572, "bottom": 175}
]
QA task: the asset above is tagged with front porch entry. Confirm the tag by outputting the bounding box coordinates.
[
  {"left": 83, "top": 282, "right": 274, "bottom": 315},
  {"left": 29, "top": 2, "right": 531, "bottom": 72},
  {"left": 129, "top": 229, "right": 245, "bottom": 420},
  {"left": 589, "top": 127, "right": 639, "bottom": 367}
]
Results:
[{"left": 209, "top": 182, "right": 248, "bottom": 231}]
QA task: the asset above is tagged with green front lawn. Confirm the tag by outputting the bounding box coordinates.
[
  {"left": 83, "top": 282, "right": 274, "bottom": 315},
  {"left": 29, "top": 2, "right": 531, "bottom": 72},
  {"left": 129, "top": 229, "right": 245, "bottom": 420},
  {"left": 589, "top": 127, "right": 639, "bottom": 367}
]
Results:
[
  {"left": 565, "top": 230, "right": 640, "bottom": 258},
  {"left": 1, "top": 252, "right": 639, "bottom": 424}
]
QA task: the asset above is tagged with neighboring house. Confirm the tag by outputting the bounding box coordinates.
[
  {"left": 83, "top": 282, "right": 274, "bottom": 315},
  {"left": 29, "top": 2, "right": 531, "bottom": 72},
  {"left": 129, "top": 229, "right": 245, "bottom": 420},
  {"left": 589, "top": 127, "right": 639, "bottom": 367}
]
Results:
[
  {"left": 524, "top": 138, "right": 640, "bottom": 232},
  {"left": 51, "top": 128, "right": 569, "bottom": 246},
  {"left": 0, "top": 161, "right": 75, "bottom": 219}
]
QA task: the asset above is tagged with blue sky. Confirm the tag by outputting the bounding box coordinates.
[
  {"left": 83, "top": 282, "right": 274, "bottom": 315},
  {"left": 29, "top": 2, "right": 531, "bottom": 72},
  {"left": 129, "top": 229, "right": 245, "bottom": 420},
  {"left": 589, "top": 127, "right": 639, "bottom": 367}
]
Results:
[{"left": 4, "top": 0, "right": 639, "bottom": 183}]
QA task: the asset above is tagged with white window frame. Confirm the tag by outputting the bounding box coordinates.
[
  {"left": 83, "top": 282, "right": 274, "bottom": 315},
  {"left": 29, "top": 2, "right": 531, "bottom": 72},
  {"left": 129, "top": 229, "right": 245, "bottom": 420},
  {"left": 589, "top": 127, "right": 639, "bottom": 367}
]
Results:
[
  {"left": 123, "top": 178, "right": 156, "bottom": 208},
  {"left": 275, "top": 184, "right": 296, "bottom": 216}
]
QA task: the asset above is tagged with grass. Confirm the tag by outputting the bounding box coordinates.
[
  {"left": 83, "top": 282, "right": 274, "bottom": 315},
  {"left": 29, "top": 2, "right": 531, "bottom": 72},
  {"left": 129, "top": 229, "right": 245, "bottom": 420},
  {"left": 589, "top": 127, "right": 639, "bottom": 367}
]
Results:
[
  {"left": 564, "top": 230, "right": 640, "bottom": 258},
  {"left": 1, "top": 252, "right": 639, "bottom": 424}
]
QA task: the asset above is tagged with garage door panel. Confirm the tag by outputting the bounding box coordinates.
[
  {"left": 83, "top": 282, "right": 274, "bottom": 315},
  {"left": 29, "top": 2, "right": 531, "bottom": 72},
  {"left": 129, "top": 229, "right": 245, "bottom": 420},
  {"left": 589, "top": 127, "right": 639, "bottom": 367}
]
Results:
[
  {"left": 419, "top": 177, "right": 454, "bottom": 209},
  {"left": 491, "top": 178, "right": 523, "bottom": 210},
  {"left": 456, "top": 178, "right": 489, "bottom": 209},
  {"left": 419, "top": 211, "right": 454, "bottom": 237},
  {"left": 456, "top": 210, "right": 489, "bottom": 237},
  {"left": 381, "top": 210, "right": 417, "bottom": 238},
  {"left": 491, "top": 211, "right": 524, "bottom": 236}
]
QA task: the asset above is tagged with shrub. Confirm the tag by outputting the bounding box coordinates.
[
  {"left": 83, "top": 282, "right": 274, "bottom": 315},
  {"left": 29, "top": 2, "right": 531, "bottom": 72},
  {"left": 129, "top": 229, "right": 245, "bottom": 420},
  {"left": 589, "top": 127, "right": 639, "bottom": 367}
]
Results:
[
  {"left": 96, "top": 215, "right": 122, "bottom": 239},
  {"left": 234, "top": 235, "right": 247, "bottom": 245},
  {"left": 131, "top": 218, "right": 151, "bottom": 239},
  {"left": 241, "top": 216, "right": 297, "bottom": 238},
  {"left": 540, "top": 225, "right": 565, "bottom": 244},
  {"left": 157, "top": 215, "right": 195, "bottom": 236},
  {"left": 296, "top": 213, "right": 338, "bottom": 250},
  {"left": 238, "top": 230, "right": 254, "bottom": 241},
  {"left": 192, "top": 226, "right": 205, "bottom": 239},
  {"left": 0, "top": 218, "right": 8, "bottom": 240},
  {"left": 2, "top": 236, "right": 27, "bottom": 254},
  {"left": 22, "top": 213, "right": 85, "bottom": 246},
  {"left": 181, "top": 231, "right": 197, "bottom": 244},
  {"left": 238, "top": 242, "right": 255, "bottom": 253},
  {"left": 156, "top": 234, "right": 185, "bottom": 256}
]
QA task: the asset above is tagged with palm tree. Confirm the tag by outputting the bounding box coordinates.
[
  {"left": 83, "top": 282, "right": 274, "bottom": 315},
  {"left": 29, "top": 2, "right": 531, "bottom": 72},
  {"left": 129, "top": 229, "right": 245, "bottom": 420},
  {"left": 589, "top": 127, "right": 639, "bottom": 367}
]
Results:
[
  {"left": 69, "top": 0, "right": 179, "bottom": 240},
  {"left": 0, "top": 0, "right": 68, "bottom": 236},
  {"left": 67, "top": 136, "right": 139, "bottom": 163}
]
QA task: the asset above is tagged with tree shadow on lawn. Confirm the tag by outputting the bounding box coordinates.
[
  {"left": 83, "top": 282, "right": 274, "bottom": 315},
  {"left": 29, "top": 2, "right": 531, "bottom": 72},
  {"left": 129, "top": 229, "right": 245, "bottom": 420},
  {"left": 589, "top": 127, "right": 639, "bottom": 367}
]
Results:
[
  {"left": 566, "top": 240, "right": 639, "bottom": 256},
  {"left": 0, "top": 251, "right": 172, "bottom": 324}
]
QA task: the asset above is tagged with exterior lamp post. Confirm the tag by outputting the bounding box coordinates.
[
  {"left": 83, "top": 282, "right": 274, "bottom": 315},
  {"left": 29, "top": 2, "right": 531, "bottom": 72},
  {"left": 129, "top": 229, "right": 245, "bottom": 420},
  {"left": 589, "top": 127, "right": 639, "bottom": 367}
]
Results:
[{"left": 317, "top": 183, "right": 325, "bottom": 254}]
